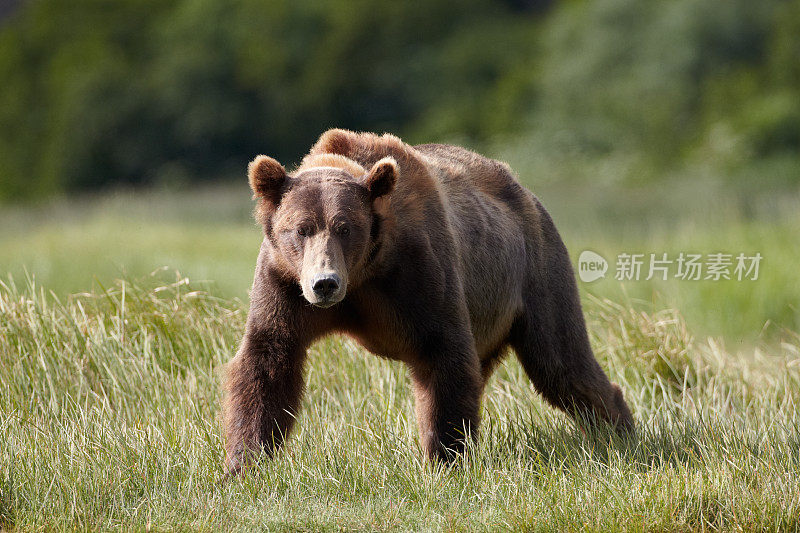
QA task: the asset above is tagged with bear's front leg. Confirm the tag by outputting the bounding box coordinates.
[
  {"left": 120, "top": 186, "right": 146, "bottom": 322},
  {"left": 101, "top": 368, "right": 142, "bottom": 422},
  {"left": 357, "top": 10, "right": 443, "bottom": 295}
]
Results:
[
  {"left": 223, "top": 326, "right": 308, "bottom": 475},
  {"left": 409, "top": 333, "right": 483, "bottom": 462}
]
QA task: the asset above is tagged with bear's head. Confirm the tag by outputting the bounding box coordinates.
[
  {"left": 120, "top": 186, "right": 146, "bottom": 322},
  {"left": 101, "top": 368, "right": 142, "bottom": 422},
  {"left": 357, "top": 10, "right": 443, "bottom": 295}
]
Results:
[{"left": 248, "top": 154, "right": 397, "bottom": 307}]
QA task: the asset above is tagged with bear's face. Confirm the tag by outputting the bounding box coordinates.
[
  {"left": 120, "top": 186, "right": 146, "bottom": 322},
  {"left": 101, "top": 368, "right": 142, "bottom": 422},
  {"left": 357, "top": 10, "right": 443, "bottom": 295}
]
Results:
[{"left": 248, "top": 155, "right": 396, "bottom": 307}]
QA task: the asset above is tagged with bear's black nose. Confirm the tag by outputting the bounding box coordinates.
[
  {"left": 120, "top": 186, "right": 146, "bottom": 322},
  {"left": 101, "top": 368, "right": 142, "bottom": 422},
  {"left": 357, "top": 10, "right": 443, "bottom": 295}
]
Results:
[{"left": 312, "top": 273, "right": 341, "bottom": 299}]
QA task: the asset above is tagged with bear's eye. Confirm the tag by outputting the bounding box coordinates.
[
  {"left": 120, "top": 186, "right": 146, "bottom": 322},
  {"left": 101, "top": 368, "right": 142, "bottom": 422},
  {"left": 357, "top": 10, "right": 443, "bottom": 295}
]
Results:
[
  {"left": 297, "top": 227, "right": 310, "bottom": 237},
  {"left": 336, "top": 225, "right": 350, "bottom": 236}
]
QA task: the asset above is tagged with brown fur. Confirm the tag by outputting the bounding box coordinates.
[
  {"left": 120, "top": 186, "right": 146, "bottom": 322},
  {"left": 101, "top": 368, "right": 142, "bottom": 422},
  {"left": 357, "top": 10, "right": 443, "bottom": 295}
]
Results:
[{"left": 223, "top": 129, "right": 634, "bottom": 474}]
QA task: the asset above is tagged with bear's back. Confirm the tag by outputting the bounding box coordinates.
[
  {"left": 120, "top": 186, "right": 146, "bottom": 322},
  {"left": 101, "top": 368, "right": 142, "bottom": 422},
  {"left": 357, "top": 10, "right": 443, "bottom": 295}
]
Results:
[{"left": 413, "top": 143, "right": 532, "bottom": 215}]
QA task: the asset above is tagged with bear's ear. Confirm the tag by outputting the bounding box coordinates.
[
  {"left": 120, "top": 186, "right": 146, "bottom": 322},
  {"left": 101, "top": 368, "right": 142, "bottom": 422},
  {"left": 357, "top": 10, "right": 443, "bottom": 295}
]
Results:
[
  {"left": 363, "top": 157, "right": 397, "bottom": 200},
  {"left": 248, "top": 155, "right": 287, "bottom": 205}
]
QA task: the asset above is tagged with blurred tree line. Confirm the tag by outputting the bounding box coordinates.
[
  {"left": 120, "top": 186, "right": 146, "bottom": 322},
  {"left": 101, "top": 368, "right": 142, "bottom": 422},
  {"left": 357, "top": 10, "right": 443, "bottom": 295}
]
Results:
[{"left": 0, "top": 0, "right": 798, "bottom": 201}]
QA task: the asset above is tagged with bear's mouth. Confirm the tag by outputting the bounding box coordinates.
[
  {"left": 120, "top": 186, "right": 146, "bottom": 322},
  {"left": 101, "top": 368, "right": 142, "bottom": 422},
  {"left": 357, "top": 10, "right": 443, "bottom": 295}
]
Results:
[
  {"left": 311, "top": 299, "right": 340, "bottom": 308},
  {"left": 303, "top": 290, "right": 345, "bottom": 308}
]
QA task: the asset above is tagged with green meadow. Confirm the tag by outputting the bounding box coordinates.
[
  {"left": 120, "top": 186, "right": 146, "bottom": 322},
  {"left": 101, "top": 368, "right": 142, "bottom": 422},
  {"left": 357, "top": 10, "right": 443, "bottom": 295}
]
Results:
[{"left": 2, "top": 181, "right": 799, "bottom": 530}]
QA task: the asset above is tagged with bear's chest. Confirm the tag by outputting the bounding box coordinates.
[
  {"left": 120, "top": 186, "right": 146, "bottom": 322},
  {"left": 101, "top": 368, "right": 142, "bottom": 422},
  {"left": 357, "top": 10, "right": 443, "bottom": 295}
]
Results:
[{"left": 335, "top": 291, "right": 419, "bottom": 362}]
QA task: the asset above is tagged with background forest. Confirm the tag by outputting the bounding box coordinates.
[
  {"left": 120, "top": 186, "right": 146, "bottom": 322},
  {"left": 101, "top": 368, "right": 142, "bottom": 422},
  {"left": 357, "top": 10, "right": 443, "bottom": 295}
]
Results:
[{"left": 1, "top": 0, "right": 799, "bottom": 200}]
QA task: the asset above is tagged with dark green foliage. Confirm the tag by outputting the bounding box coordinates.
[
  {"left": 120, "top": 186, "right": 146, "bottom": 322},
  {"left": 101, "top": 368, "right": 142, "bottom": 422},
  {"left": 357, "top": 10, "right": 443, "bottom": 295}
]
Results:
[{"left": 0, "top": 0, "right": 799, "bottom": 200}]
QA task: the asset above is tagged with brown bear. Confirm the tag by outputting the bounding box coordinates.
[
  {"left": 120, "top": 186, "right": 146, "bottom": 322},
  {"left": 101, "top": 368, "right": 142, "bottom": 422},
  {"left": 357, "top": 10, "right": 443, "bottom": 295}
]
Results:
[{"left": 223, "top": 129, "right": 634, "bottom": 474}]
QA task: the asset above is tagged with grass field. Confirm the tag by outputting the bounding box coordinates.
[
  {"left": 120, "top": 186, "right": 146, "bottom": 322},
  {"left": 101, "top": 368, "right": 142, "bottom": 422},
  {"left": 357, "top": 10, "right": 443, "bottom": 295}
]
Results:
[
  {"left": 2, "top": 182, "right": 800, "bottom": 530},
  {"left": 2, "top": 273, "right": 799, "bottom": 531}
]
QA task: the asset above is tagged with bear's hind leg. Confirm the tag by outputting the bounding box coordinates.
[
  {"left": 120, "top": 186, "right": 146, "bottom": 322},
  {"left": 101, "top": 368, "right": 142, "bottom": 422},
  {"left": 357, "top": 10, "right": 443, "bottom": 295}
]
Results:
[{"left": 509, "top": 304, "right": 634, "bottom": 434}]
